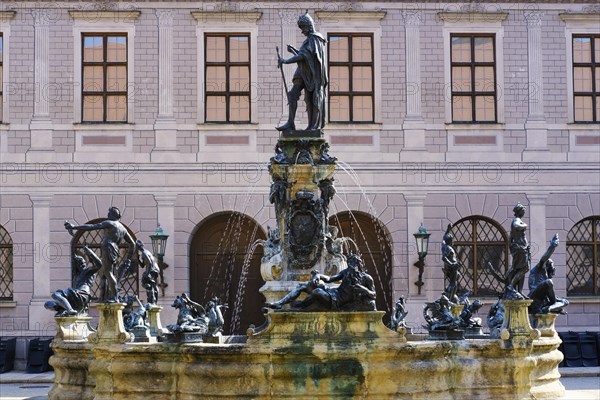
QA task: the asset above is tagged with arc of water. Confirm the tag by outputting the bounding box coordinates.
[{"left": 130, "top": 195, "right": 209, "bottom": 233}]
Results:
[{"left": 330, "top": 192, "right": 392, "bottom": 313}]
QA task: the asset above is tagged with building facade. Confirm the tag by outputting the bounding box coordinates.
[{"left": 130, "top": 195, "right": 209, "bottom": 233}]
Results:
[{"left": 0, "top": 1, "right": 599, "bottom": 361}]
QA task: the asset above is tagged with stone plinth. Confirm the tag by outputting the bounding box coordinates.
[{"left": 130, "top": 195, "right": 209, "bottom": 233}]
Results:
[
  {"left": 531, "top": 313, "right": 558, "bottom": 338},
  {"left": 54, "top": 316, "right": 95, "bottom": 342},
  {"left": 147, "top": 305, "right": 167, "bottom": 337},
  {"left": 88, "top": 303, "right": 133, "bottom": 344},
  {"left": 500, "top": 299, "right": 540, "bottom": 349}
]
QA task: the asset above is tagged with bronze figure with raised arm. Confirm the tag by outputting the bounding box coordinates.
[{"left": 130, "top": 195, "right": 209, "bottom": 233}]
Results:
[{"left": 64, "top": 207, "right": 135, "bottom": 302}]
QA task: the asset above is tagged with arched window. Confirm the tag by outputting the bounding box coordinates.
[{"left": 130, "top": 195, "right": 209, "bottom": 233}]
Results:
[
  {"left": 71, "top": 218, "right": 137, "bottom": 300},
  {"left": 567, "top": 216, "right": 600, "bottom": 296},
  {"left": 329, "top": 211, "right": 393, "bottom": 322},
  {"left": 0, "top": 225, "right": 13, "bottom": 300},
  {"left": 190, "top": 212, "right": 267, "bottom": 335},
  {"left": 451, "top": 216, "right": 508, "bottom": 297}
]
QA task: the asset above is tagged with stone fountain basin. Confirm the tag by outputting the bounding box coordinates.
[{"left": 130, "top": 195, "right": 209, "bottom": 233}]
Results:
[{"left": 49, "top": 310, "right": 564, "bottom": 400}]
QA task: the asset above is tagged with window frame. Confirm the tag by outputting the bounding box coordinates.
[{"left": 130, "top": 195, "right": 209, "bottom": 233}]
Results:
[
  {"left": 193, "top": 12, "right": 260, "bottom": 126},
  {"left": 0, "top": 17, "right": 13, "bottom": 125},
  {"left": 451, "top": 215, "right": 509, "bottom": 297},
  {"left": 566, "top": 216, "right": 600, "bottom": 296},
  {"left": 450, "top": 33, "right": 498, "bottom": 124},
  {"left": 571, "top": 34, "right": 600, "bottom": 123},
  {"left": 0, "top": 224, "right": 13, "bottom": 301},
  {"left": 81, "top": 33, "right": 129, "bottom": 123},
  {"left": 561, "top": 13, "right": 600, "bottom": 124},
  {"left": 441, "top": 13, "right": 506, "bottom": 125},
  {"left": 71, "top": 12, "right": 137, "bottom": 125},
  {"left": 203, "top": 33, "right": 252, "bottom": 124},
  {"left": 327, "top": 33, "right": 375, "bottom": 124}
]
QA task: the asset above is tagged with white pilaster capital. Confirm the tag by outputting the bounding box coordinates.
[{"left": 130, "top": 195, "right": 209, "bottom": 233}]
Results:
[
  {"left": 404, "top": 194, "right": 427, "bottom": 207},
  {"left": 154, "top": 194, "right": 178, "bottom": 207},
  {"left": 401, "top": 11, "right": 422, "bottom": 27},
  {"left": 29, "top": 194, "right": 53, "bottom": 207},
  {"left": 524, "top": 11, "right": 544, "bottom": 27},
  {"left": 526, "top": 193, "right": 549, "bottom": 205},
  {"left": 156, "top": 9, "right": 175, "bottom": 26},
  {"left": 31, "top": 9, "right": 51, "bottom": 26}
]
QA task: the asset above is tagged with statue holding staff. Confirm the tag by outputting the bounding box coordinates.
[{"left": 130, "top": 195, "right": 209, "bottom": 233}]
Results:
[{"left": 276, "top": 11, "right": 328, "bottom": 132}]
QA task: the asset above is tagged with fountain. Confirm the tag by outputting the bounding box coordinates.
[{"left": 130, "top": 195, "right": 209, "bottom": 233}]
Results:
[{"left": 47, "top": 11, "right": 565, "bottom": 400}]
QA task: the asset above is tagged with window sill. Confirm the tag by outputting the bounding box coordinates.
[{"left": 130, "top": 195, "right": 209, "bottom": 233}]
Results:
[
  {"left": 564, "top": 296, "right": 600, "bottom": 303},
  {"left": 327, "top": 123, "right": 382, "bottom": 131},
  {"left": 566, "top": 123, "right": 600, "bottom": 129},
  {"left": 445, "top": 123, "right": 505, "bottom": 131},
  {"left": 0, "top": 123, "right": 9, "bottom": 131},
  {"left": 197, "top": 123, "right": 258, "bottom": 131},
  {"left": 73, "top": 123, "right": 135, "bottom": 131},
  {"left": 0, "top": 301, "right": 17, "bottom": 308}
]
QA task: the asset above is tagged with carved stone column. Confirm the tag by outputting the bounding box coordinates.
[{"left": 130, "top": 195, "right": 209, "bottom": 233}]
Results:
[
  {"left": 152, "top": 10, "right": 181, "bottom": 162},
  {"left": 154, "top": 194, "right": 177, "bottom": 321},
  {"left": 526, "top": 194, "right": 548, "bottom": 264},
  {"left": 523, "top": 12, "right": 554, "bottom": 160},
  {"left": 405, "top": 193, "right": 427, "bottom": 298},
  {"left": 400, "top": 12, "right": 441, "bottom": 161},
  {"left": 402, "top": 11, "right": 423, "bottom": 122},
  {"left": 29, "top": 194, "right": 54, "bottom": 328},
  {"left": 28, "top": 10, "right": 56, "bottom": 160},
  {"left": 279, "top": 10, "right": 297, "bottom": 126}
]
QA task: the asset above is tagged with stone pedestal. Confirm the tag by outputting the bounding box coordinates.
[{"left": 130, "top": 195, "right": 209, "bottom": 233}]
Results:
[
  {"left": 88, "top": 303, "right": 133, "bottom": 344},
  {"left": 147, "top": 305, "right": 167, "bottom": 337},
  {"left": 54, "top": 316, "right": 95, "bottom": 342},
  {"left": 450, "top": 303, "right": 463, "bottom": 318},
  {"left": 531, "top": 313, "right": 558, "bottom": 338},
  {"left": 500, "top": 299, "right": 540, "bottom": 349}
]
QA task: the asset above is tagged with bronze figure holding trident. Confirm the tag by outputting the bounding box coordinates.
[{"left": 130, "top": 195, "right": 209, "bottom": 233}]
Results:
[{"left": 276, "top": 11, "right": 328, "bottom": 132}]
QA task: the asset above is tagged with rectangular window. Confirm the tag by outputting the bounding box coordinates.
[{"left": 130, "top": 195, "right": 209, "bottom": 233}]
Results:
[
  {"left": 81, "top": 34, "right": 127, "bottom": 122},
  {"left": 573, "top": 35, "right": 600, "bottom": 122},
  {"left": 0, "top": 33, "right": 3, "bottom": 122},
  {"left": 450, "top": 34, "right": 497, "bottom": 123},
  {"left": 204, "top": 33, "right": 250, "bottom": 123},
  {"left": 328, "top": 34, "right": 374, "bottom": 123}
]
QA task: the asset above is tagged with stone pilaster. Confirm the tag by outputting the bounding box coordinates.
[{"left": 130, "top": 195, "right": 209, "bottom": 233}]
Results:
[
  {"left": 279, "top": 11, "right": 297, "bottom": 125},
  {"left": 29, "top": 194, "right": 55, "bottom": 329},
  {"left": 525, "top": 12, "right": 545, "bottom": 122},
  {"left": 402, "top": 11, "right": 423, "bottom": 122},
  {"left": 28, "top": 10, "right": 56, "bottom": 161},
  {"left": 526, "top": 194, "right": 548, "bottom": 263},
  {"left": 404, "top": 193, "right": 427, "bottom": 298},
  {"left": 523, "top": 12, "right": 554, "bottom": 161},
  {"left": 152, "top": 10, "right": 182, "bottom": 162},
  {"left": 154, "top": 195, "right": 177, "bottom": 308},
  {"left": 400, "top": 12, "right": 441, "bottom": 161}
]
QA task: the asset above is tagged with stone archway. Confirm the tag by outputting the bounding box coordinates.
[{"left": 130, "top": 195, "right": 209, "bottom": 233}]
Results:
[
  {"left": 329, "top": 211, "right": 393, "bottom": 322},
  {"left": 190, "top": 212, "right": 267, "bottom": 334}
]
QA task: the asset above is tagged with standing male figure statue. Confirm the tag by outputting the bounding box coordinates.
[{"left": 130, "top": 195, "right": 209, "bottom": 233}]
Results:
[
  {"left": 64, "top": 207, "right": 135, "bottom": 302},
  {"left": 277, "top": 11, "right": 328, "bottom": 132},
  {"left": 505, "top": 203, "right": 530, "bottom": 299}
]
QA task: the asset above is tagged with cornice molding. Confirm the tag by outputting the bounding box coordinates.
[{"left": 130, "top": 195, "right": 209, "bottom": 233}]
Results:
[
  {"left": 191, "top": 11, "right": 262, "bottom": 23},
  {"left": 315, "top": 11, "right": 386, "bottom": 22}
]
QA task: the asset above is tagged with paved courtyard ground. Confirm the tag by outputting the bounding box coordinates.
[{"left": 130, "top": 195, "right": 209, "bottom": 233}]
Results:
[{"left": 0, "top": 369, "right": 598, "bottom": 399}]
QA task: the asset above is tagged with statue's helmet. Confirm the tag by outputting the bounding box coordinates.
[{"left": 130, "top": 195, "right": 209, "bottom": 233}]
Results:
[{"left": 297, "top": 11, "right": 315, "bottom": 31}]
